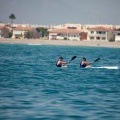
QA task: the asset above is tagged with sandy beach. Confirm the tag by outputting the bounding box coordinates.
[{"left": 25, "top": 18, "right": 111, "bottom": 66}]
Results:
[{"left": 0, "top": 38, "right": 120, "bottom": 48}]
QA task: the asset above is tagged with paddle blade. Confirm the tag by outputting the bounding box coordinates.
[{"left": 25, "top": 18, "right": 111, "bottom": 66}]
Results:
[
  {"left": 94, "top": 58, "right": 100, "bottom": 62},
  {"left": 70, "top": 56, "right": 77, "bottom": 61}
]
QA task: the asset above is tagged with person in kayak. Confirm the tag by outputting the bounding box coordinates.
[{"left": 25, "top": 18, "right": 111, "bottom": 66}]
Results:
[
  {"left": 56, "top": 57, "right": 68, "bottom": 67},
  {"left": 80, "top": 57, "right": 93, "bottom": 68}
]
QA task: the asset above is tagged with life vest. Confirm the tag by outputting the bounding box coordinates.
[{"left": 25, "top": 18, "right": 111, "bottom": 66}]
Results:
[
  {"left": 80, "top": 63, "right": 87, "bottom": 68},
  {"left": 56, "top": 61, "right": 62, "bottom": 67}
]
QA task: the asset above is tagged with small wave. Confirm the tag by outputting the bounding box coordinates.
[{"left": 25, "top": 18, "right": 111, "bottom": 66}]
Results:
[{"left": 27, "top": 44, "right": 42, "bottom": 45}]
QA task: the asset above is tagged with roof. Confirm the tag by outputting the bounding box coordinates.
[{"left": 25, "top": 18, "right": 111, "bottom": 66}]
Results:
[
  {"left": 50, "top": 28, "right": 81, "bottom": 34},
  {"left": 88, "top": 26, "right": 114, "bottom": 31},
  {"left": 13, "top": 27, "right": 32, "bottom": 31},
  {"left": 0, "top": 26, "right": 4, "bottom": 29}
]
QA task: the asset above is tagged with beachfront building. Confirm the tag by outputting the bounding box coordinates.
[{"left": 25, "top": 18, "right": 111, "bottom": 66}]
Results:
[
  {"left": 87, "top": 26, "right": 115, "bottom": 41},
  {"left": 12, "top": 27, "right": 32, "bottom": 39},
  {"left": 0, "top": 30, "right": 1, "bottom": 38},
  {"left": 0, "top": 26, "right": 3, "bottom": 38},
  {"left": 0, "top": 26, "right": 12, "bottom": 38},
  {"left": 1, "top": 27, "right": 9, "bottom": 38},
  {"left": 115, "top": 29, "right": 120, "bottom": 42},
  {"left": 49, "top": 28, "right": 81, "bottom": 41}
]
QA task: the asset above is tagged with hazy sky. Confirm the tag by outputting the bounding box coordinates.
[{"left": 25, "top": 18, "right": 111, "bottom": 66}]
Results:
[{"left": 0, "top": 0, "right": 120, "bottom": 25}]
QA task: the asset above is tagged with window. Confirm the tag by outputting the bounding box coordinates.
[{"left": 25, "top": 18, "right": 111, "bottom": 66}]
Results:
[
  {"left": 96, "top": 37, "right": 100, "bottom": 40},
  {"left": 117, "top": 33, "right": 120, "bottom": 36},
  {"left": 57, "top": 33, "right": 61, "bottom": 36},
  {"left": 97, "top": 31, "right": 101, "bottom": 34},
  {"left": 102, "top": 37, "right": 105, "bottom": 40},
  {"left": 102, "top": 31, "right": 106, "bottom": 34},
  {"left": 97, "top": 31, "right": 106, "bottom": 34},
  {"left": 90, "top": 37, "right": 94, "bottom": 40},
  {"left": 91, "top": 31, "right": 94, "bottom": 34}
]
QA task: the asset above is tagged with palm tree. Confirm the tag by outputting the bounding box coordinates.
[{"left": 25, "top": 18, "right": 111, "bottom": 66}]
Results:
[{"left": 9, "top": 14, "right": 16, "bottom": 30}]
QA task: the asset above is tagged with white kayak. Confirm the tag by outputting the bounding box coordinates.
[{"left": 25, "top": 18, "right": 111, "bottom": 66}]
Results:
[{"left": 91, "top": 66, "right": 119, "bottom": 69}]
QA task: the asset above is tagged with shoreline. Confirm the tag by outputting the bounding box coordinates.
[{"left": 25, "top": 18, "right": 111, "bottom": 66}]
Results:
[{"left": 0, "top": 38, "right": 120, "bottom": 48}]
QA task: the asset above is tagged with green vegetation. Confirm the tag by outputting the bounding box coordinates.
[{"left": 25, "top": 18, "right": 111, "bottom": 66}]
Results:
[
  {"left": 36, "top": 27, "right": 41, "bottom": 38},
  {"left": 9, "top": 31, "right": 13, "bottom": 38},
  {"left": 9, "top": 14, "right": 16, "bottom": 29},
  {"left": 36, "top": 27, "right": 49, "bottom": 38},
  {"left": 24, "top": 31, "right": 33, "bottom": 39},
  {"left": 64, "top": 37, "right": 69, "bottom": 40}
]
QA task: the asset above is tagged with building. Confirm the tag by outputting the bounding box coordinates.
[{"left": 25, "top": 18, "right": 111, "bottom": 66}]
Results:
[
  {"left": 115, "top": 29, "right": 120, "bottom": 42},
  {"left": 80, "top": 32, "right": 87, "bottom": 40},
  {"left": 49, "top": 28, "right": 81, "bottom": 41},
  {"left": 1, "top": 27, "right": 12, "bottom": 38},
  {"left": 0, "top": 26, "right": 4, "bottom": 38},
  {"left": 87, "top": 26, "right": 115, "bottom": 41},
  {"left": 12, "top": 27, "right": 32, "bottom": 39}
]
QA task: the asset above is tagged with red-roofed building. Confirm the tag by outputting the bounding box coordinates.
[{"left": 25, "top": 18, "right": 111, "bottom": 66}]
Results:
[
  {"left": 87, "top": 26, "right": 115, "bottom": 41},
  {"left": 49, "top": 28, "right": 81, "bottom": 40},
  {"left": 12, "top": 27, "right": 32, "bottom": 39},
  {"left": 0, "top": 26, "right": 32, "bottom": 38},
  {"left": 1, "top": 27, "right": 12, "bottom": 38}
]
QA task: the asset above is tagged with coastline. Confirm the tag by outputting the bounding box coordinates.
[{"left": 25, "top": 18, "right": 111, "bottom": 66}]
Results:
[{"left": 0, "top": 38, "right": 120, "bottom": 48}]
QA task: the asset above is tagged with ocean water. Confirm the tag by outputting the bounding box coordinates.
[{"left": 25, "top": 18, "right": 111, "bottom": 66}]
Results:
[{"left": 0, "top": 44, "right": 120, "bottom": 120}]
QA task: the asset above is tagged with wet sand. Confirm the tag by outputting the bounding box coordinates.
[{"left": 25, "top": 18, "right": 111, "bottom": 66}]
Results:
[{"left": 0, "top": 38, "right": 120, "bottom": 48}]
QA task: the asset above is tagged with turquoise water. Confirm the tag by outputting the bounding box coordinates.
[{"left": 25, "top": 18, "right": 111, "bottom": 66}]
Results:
[{"left": 0, "top": 44, "right": 120, "bottom": 120}]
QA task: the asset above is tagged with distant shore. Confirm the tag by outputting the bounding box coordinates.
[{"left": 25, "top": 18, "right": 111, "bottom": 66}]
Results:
[{"left": 0, "top": 38, "right": 120, "bottom": 48}]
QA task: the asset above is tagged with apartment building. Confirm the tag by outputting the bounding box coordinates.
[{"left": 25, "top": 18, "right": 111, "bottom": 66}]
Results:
[
  {"left": 87, "top": 26, "right": 115, "bottom": 41},
  {"left": 49, "top": 28, "right": 81, "bottom": 41}
]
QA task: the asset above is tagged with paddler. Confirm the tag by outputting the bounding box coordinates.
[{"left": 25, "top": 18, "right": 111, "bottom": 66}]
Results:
[
  {"left": 80, "top": 57, "right": 93, "bottom": 68},
  {"left": 56, "top": 57, "right": 69, "bottom": 67}
]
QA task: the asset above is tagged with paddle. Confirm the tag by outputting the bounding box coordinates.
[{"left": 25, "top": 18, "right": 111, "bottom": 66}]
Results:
[
  {"left": 68, "top": 56, "right": 77, "bottom": 63},
  {"left": 93, "top": 58, "right": 100, "bottom": 62}
]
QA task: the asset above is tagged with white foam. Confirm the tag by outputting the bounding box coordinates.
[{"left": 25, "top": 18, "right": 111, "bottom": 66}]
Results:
[
  {"left": 28, "top": 44, "right": 42, "bottom": 45},
  {"left": 91, "top": 66, "right": 119, "bottom": 69}
]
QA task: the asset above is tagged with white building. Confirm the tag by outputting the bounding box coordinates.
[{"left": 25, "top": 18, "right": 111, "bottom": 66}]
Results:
[
  {"left": 87, "top": 26, "right": 115, "bottom": 41},
  {"left": 12, "top": 27, "right": 32, "bottom": 39},
  {"left": 49, "top": 28, "right": 81, "bottom": 41},
  {"left": 0, "top": 26, "right": 4, "bottom": 38},
  {"left": 115, "top": 30, "right": 120, "bottom": 42}
]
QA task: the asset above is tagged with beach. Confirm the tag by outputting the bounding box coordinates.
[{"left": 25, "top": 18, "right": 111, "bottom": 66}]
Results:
[{"left": 0, "top": 38, "right": 120, "bottom": 48}]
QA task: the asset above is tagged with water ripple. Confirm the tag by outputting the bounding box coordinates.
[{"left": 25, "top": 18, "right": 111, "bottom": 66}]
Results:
[{"left": 0, "top": 44, "right": 120, "bottom": 120}]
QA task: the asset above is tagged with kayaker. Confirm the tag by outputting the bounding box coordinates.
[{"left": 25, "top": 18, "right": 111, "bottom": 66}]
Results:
[
  {"left": 80, "top": 57, "right": 93, "bottom": 68},
  {"left": 56, "top": 57, "right": 68, "bottom": 67}
]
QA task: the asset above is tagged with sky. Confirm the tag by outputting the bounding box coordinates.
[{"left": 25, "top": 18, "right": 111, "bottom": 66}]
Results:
[{"left": 0, "top": 0, "right": 120, "bottom": 25}]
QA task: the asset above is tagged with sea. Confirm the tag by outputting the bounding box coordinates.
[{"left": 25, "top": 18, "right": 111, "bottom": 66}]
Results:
[{"left": 0, "top": 43, "right": 120, "bottom": 120}]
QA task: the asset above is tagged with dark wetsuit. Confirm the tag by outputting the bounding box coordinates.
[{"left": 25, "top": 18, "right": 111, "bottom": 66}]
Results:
[
  {"left": 80, "top": 63, "right": 87, "bottom": 68},
  {"left": 56, "top": 61, "right": 62, "bottom": 67}
]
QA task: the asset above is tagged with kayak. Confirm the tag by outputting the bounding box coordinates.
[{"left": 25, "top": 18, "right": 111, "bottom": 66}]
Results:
[{"left": 62, "top": 65, "right": 68, "bottom": 68}]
